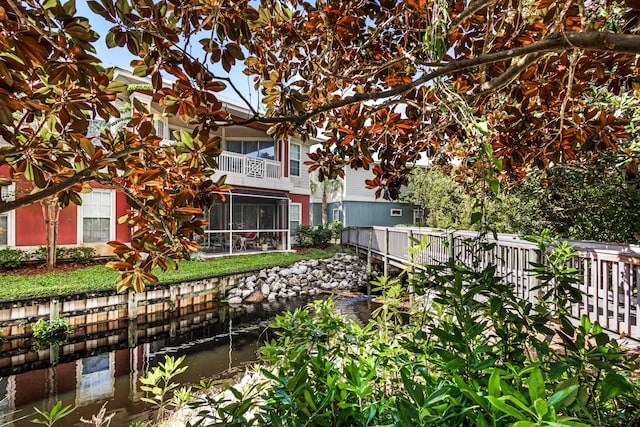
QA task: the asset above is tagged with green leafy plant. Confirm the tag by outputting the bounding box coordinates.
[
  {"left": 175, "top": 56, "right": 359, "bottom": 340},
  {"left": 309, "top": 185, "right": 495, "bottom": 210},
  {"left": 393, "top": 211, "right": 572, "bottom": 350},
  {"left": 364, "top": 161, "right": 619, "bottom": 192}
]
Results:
[
  {"left": 140, "top": 355, "right": 188, "bottom": 422},
  {"left": 295, "top": 224, "right": 314, "bottom": 247},
  {"left": 295, "top": 224, "right": 332, "bottom": 248},
  {"left": 0, "top": 247, "right": 26, "bottom": 270},
  {"left": 64, "top": 247, "right": 98, "bottom": 263},
  {"left": 31, "top": 317, "right": 74, "bottom": 349},
  {"left": 31, "top": 401, "right": 74, "bottom": 427},
  {"left": 28, "top": 246, "right": 64, "bottom": 262},
  {"left": 328, "top": 221, "right": 343, "bottom": 241},
  {"left": 311, "top": 226, "right": 332, "bottom": 248},
  {"left": 132, "top": 235, "right": 640, "bottom": 426}
]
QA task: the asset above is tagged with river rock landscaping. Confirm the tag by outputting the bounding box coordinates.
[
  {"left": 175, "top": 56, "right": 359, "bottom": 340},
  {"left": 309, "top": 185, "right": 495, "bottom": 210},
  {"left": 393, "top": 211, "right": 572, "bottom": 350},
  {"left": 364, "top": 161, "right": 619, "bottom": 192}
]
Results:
[{"left": 224, "top": 253, "right": 370, "bottom": 304}]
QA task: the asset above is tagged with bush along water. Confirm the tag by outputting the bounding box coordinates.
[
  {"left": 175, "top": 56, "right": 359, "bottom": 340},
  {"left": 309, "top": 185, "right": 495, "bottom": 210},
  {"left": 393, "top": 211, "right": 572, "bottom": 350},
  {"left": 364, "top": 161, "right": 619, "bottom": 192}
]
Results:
[
  {"left": 37, "top": 234, "right": 640, "bottom": 426},
  {"left": 31, "top": 317, "right": 74, "bottom": 350},
  {"left": 164, "top": 232, "right": 640, "bottom": 427}
]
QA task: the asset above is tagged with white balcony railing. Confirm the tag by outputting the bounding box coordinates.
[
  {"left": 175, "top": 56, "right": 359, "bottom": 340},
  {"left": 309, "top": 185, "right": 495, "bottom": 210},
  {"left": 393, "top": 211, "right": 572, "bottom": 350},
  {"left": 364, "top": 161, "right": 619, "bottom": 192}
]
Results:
[{"left": 216, "top": 151, "right": 281, "bottom": 179}]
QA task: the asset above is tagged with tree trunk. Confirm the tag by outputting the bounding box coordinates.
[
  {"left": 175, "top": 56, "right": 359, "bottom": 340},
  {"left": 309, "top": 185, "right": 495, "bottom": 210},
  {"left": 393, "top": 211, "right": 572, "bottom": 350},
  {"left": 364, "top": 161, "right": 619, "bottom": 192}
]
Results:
[
  {"left": 41, "top": 197, "right": 60, "bottom": 269},
  {"left": 321, "top": 191, "right": 328, "bottom": 226}
]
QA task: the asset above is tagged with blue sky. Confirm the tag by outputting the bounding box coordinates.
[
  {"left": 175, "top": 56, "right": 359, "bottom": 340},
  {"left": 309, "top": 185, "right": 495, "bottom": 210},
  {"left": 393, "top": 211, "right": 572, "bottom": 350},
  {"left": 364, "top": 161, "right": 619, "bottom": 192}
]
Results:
[{"left": 76, "top": 1, "right": 256, "bottom": 105}]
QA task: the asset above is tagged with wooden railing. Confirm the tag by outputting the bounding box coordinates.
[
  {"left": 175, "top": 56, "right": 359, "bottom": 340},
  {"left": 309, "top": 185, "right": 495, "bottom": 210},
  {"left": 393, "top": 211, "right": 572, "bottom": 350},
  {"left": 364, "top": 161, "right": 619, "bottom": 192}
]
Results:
[
  {"left": 342, "top": 226, "right": 640, "bottom": 340},
  {"left": 216, "top": 151, "right": 281, "bottom": 179}
]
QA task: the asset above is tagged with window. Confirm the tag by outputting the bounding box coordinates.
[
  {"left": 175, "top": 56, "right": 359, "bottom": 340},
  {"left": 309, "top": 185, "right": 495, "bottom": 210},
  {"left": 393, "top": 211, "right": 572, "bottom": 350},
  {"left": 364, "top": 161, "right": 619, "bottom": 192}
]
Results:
[
  {"left": 153, "top": 118, "right": 168, "bottom": 139},
  {"left": 332, "top": 208, "right": 340, "bottom": 222},
  {"left": 0, "top": 215, "right": 7, "bottom": 246},
  {"left": 0, "top": 184, "right": 14, "bottom": 246},
  {"left": 80, "top": 189, "right": 114, "bottom": 243},
  {"left": 227, "top": 140, "right": 275, "bottom": 160},
  {"left": 77, "top": 353, "right": 114, "bottom": 405},
  {"left": 289, "top": 143, "right": 300, "bottom": 176},
  {"left": 390, "top": 208, "right": 403, "bottom": 217},
  {"left": 290, "top": 203, "right": 301, "bottom": 235}
]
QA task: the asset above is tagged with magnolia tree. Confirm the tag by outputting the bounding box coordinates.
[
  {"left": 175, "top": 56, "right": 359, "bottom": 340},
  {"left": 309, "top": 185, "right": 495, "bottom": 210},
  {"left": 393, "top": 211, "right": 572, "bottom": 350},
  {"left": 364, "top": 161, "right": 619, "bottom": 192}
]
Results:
[{"left": 1, "top": 0, "right": 640, "bottom": 290}]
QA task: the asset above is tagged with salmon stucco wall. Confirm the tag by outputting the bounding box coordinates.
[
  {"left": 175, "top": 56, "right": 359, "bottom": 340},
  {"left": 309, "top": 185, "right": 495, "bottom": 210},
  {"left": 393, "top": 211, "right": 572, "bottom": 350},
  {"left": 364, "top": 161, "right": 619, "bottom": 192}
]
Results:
[
  {"left": 15, "top": 198, "right": 77, "bottom": 246},
  {"left": 288, "top": 193, "right": 310, "bottom": 223},
  {"left": 115, "top": 191, "right": 130, "bottom": 242}
]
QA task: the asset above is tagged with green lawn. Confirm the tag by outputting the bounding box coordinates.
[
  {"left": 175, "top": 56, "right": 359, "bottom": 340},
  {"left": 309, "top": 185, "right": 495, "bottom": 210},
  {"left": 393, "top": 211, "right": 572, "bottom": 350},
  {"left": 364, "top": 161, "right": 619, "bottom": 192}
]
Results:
[{"left": 0, "top": 247, "right": 345, "bottom": 300}]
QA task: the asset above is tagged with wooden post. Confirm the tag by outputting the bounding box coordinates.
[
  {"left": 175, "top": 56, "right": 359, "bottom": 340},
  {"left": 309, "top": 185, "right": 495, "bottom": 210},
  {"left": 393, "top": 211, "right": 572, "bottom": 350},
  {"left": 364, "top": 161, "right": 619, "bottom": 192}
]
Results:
[
  {"left": 169, "top": 284, "right": 178, "bottom": 313},
  {"left": 49, "top": 346, "right": 60, "bottom": 366},
  {"left": 356, "top": 228, "right": 360, "bottom": 258},
  {"left": 127, "top": 289, "right": 137, "bottom": 320},
  {"left": 448, "top": 233, "right": 455, "bottom": 261},
  {"left": 49, "top": 298, "right": 59, "bottom": 321},
  {"left": 170, "top": 317, "right": 177, "bottom": 338},
  {"left": 367, "top": 229, "right": 373, "bottom": 274},
  {"left": 127, "top": 318, "right": 138, "bottom": 348},
  {"left": 384, "top": 228, "right": 389, "bottom": 277},
  {"left": 529, "top": 249, "right": 540, "bottom": 305},
  {"left": 47, "top": 298, "right": 61, "bottom": 365},
  {"left": 408, "top": 230, "right": 415, "bottom": 308}
]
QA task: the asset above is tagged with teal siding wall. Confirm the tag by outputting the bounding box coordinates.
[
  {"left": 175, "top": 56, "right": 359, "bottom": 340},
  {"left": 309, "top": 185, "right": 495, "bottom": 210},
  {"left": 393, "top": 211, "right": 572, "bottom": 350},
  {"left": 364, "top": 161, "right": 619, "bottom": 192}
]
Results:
[{"left": 311, "top": 201, "right": 414, "bottom": 227}]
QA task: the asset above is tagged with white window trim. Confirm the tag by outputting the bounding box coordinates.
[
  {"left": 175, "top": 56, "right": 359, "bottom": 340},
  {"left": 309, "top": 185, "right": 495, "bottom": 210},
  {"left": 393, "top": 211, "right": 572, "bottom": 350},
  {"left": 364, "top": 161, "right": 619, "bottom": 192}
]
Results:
[
  {"left": 332, "top": 208, "right": 340, "bottom": 222},
  {"left": 289, "top": 202, "right": 302, "bottom": 234},
  {"left": 0, "top": 183, "right": 15, "bottom": 247},
  {"left": 289, "top": 142, "right": 301, "bottom": 177},
  {"left": 225, "top": 137, "right": 274, "bottom": 144},
  {"left": 225, "top": 138, "right": 276, "bottom": 159},
  {"left": 390, "top": 208, "right": 403, "bottom": 217},
  {"left": 153, "top": 117, "right": 169, "bottom": 140},
  {"left": 77, "top": 189, "right": 116, "bottom": 244},
  {"left": 76, "top": 352, "right": 115, "bottom": 406},
  {"left": 413, "top": 208, "right": 424, "bottom": 224}
]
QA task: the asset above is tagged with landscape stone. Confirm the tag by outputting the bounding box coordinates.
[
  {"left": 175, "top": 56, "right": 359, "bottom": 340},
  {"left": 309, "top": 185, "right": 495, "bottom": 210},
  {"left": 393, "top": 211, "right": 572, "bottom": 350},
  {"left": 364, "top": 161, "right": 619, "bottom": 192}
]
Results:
[{"left": 224, "top": 253, "right": 370, "bottom": 304}]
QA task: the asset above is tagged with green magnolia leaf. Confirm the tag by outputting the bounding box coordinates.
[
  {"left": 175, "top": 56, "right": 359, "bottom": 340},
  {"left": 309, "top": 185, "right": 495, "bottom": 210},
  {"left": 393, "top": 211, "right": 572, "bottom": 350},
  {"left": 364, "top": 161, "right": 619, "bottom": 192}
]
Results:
[
  {"left": 549, "top": 381, "right": 579, "bottom": 409},
  {"left": 488, "top": 369, "right": 500, "bottom": 397},
  {"left": 602, "top": 372, "right": 633, "bottom": 400},
  {"left": 528, "top": 366, "right": 545, "bottom": 402},
  {"left": 487, "top": 396, "right": 528, "bottom": 421}
]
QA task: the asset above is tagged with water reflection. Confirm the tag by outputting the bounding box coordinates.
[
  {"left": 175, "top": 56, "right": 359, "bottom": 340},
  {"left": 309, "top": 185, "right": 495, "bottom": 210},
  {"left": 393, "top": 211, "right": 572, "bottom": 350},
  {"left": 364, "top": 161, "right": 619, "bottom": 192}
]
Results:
[{"left": 0, "top": 296, "right": 371, "bottom": 426}]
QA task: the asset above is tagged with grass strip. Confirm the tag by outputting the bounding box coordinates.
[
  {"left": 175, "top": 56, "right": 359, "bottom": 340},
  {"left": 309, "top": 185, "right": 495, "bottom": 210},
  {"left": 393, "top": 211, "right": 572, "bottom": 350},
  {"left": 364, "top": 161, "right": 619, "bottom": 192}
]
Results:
[{"left": 0, "top": 246, "right": 345, "bottom": 300}]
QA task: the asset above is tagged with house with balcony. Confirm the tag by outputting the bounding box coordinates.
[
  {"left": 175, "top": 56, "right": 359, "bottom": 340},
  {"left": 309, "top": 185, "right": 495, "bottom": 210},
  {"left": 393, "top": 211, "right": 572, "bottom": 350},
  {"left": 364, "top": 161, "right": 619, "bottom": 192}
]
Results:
[
  {"left": 0, "top": 68, "right": 312, "bottom": 255},
  {"left": 310, "top": 167, "right": 417, "bottom": 228}
]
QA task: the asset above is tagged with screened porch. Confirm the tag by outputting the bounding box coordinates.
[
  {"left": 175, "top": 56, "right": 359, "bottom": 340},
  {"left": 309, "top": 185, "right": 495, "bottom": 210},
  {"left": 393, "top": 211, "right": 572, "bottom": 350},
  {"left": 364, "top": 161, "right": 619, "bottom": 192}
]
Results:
[{"left": 196, "top": 189, "right": 291, "bottom": 255}]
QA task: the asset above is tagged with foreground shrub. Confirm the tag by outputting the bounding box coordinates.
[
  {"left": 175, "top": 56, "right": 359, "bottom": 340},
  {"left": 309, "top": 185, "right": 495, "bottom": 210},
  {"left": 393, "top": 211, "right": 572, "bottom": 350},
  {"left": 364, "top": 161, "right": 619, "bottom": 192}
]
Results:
[
  {"left": 328, "top": 220, "right": 343, "bottom": 241},
  {"left": 296, "top": 224, "right": 332, "bottom": 248},
  {"left": 311, "top": 226, "right": 332, "bottom": 248},
  {"left": 30, "top": 246, "right": 97, "bottom": 263},
  {"left": 31, "top": 317, "right": 74, "bottom": 349},
  {"left": 176, "top": 234, "right": 639, "bottom": 426},
  {"left": 295, "top": 224, "right": 313, "bottom": 247},
  {"left": 0, "top": 247, "right": 26, "bottom": 270},
  {"left": 63, "top": 246, "right": 97, "bottom": 263},
  {"left": 39, "top": 236, "right": 638, "bottom": 426}
]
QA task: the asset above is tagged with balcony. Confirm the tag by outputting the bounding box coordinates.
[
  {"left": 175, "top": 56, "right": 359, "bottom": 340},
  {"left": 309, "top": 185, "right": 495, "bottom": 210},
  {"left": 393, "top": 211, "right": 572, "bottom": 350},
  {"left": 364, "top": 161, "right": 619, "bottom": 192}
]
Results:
[{"left": 216, "top": 151, "right": 281, "bottom": 179}]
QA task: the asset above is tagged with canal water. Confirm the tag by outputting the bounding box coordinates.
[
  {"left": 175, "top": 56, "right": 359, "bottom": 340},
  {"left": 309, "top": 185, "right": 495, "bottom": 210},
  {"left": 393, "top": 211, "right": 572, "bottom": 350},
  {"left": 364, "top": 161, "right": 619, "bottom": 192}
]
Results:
[{"left": 0, "top": 295, "right": 372, "bottom": 426}]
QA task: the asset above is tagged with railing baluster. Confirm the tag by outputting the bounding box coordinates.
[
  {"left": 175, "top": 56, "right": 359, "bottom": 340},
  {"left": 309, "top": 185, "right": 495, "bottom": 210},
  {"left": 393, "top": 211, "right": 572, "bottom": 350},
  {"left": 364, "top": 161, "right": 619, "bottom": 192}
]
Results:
[{"left": 343, "top": 226, "right": 640, "bottom": 340}]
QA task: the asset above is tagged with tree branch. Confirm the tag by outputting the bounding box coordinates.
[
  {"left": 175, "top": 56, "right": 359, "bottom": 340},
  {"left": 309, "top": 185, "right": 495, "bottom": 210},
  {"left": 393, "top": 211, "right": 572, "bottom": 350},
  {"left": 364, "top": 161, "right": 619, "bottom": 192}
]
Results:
[
  {"left": 0, "top": 146, "right": 142, "bottom": 214},
  {"left": 218, "top": 31, "right": 640, "bottom": 128},
  {"left": 448, "top": 0, "right": 498, "bottom": 35},
  {"left": 0, "top": 173, "right": 93, "bottom": 214},
  {"left": 219, "top": 31, "right": 640, "bottom": 126},
  {"left": 468, "top": 51, "right": 548, "bottom": 97}
]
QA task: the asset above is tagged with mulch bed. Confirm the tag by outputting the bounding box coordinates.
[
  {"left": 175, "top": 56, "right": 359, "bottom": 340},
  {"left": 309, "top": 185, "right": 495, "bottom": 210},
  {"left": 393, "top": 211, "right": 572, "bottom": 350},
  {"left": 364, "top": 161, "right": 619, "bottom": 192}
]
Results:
[{"left": 1, "top": 260, "right": 106, "bottom": 276}]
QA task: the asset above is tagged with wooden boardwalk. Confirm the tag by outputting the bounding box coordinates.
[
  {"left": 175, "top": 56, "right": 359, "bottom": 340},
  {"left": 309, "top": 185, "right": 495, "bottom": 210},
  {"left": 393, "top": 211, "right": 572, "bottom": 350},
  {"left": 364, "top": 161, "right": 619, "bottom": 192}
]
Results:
[{"left": 342, "top": 226, "right": 640, "bottom": 340}]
